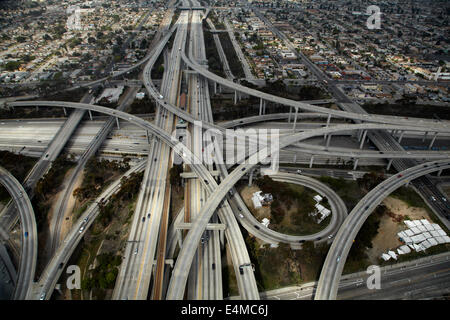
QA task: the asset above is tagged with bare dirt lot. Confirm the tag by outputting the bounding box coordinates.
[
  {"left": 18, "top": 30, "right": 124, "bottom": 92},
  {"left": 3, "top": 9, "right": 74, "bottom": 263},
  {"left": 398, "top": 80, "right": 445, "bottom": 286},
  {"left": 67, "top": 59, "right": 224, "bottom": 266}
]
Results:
[
  {"left": 239, "top": 185, "right": 271, "bottom": 220},
  {"left": 367, "top": 196, "right": 432, "bottom": 264}
]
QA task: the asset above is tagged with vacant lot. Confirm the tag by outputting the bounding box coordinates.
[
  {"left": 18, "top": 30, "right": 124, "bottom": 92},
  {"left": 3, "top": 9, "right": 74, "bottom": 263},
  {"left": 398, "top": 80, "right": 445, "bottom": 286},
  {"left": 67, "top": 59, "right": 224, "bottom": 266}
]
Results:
[{"left": 367, "top": 196, "right": 433, "bottom": 264}]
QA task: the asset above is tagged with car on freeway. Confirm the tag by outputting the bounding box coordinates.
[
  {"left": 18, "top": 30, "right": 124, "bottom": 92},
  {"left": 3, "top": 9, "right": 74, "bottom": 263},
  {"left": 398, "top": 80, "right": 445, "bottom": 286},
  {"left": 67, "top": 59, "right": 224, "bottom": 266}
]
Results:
[
  {"left": 159, "top": 95, "right": 164, "bottom": 99},
  {"left": 59, "top": 263, "right": 64, "bottom": 269},
  {"left": 24, "top": 232, "right": 28, "bottom": 238},
  {"left": 79, "top": 226, "right": 85, "bottom": 233},
  {"left": 254, "top": 225, "right": 260, "bottom": 230},
  {"left": 336, "top": 256, "right": 340, "bottom": 263},
  {"left": 147, "top": 213, "right": 151, "bottom": 218},
  {"left": 40, "top": 293, "right": 46, "bottom": 300},
  {"left": 398, "top": 174, "right": 403, "bottom": 178},
  {"left": 83, "top": 217, "right": 88, "bottom": 223},
  {"left": 297, "top": 170, "right": 302, "bottom": 174},
  {"left": 430, "top": 196, "right": 436, "bottom": 201},
  {"left": 142, "top": 217, "right": 145, "bottom": 222},
  {"left": 134, "top": 248, "right": 138, "bottom": 255},
  {"left": 239, "top": 214, "right": 244, "bottom": 218}
]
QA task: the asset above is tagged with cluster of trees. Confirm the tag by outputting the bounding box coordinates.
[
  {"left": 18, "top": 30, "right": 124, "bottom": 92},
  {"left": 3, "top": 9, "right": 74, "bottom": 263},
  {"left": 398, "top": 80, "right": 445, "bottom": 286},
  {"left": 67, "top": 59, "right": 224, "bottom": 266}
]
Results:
[
  {"left": 35, "top": 155, "right": 74, "bottom": 198},
  {"left": 363, "top": 102, "right": 450, "bottom": 121},
  {"left": 81, "top": 253, "right": 122, "bottom": 291},
  {"left": 128, "top": 96, "right": 156, "bottom": 114},
  {"left": 34, "top": 155, "right": 75, "bottom": 230},
  {"left": 203, "top": 28, "right": 226, "bottom": 78},
  {"left": 346, "top": 204, "right": 386, "bottom": 264},
  {"left": 243, "top": 225, "right": 330, "bottom": 289},
  {"left": 151, "top": 53, "right": 165, "bottom": 80},
  {"left": 357, "top": 172, "right": 385, "bottom": 193},
  {"left": 0, "top": 151, "right": 36, "bottom": 202},
  {"left": 113, "top": 172, "right": 143, "bottom": 203},
  {"left": 218, "top": 33, "right": 245, "bottom": 78},
  {"left": 255, "top": 176, "right": 296, "bottom": 208},
  {"left": 259, "top": 81, "right": 328, "bottom": 101},
  {"left": 169, "top": 164, "right": 183, "bottom": 187},
  {"left": 73, "top": 158, "right": 130, "bottom": 202}
]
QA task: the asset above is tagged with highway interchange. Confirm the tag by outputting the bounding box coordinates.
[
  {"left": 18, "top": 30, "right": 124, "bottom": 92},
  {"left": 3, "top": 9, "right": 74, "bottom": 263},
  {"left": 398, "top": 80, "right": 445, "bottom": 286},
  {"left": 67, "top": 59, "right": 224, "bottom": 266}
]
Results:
[{"left": 0, "top": 1, "right": 449, "bottom": 301}]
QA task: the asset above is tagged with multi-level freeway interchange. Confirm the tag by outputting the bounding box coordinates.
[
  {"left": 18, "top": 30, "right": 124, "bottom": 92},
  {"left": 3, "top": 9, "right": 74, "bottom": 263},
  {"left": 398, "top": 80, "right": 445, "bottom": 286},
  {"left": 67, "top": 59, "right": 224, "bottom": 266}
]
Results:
[{"left": 1, "top": 1, "right": 449, "bottom": 301}]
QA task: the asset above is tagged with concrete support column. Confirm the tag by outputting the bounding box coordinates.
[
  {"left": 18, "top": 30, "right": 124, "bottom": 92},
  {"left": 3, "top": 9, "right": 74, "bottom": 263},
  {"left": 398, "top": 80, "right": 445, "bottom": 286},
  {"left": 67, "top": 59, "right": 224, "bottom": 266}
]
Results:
[
  {"left": 214, "top": 81, "right": 217, "bottom": 94},
  {"left": 219, "top": 229, "right": 224, "bottom": 249},
  {"left": 309, "top": 155, "right": 314, "bottom": 168},
  {"left": 146, "top": 130, "right": 150, "bottom": 143},
  {"left": 326, "top": 114, "right": 331, "bottom": 127},
  {"left": 88, "top": 110, "right": 93, "bottom": 121},
  {"left": 36, "top": 106, "right": 39, "bottom": 111},
  {"left": 398, "top": 131, "right": 405, "bottom": 143},
  {"left": 177, "top": 229, "right": 183, "bottom": 249},
  {"left": 263, "top": 100, "right": 266, "bottom": 114},
  {"left": 293, "top": 154, "right": 297, "bottom": 163},
  {"left": 259, "top": 98, "right": 263, "bottom": 116},
  {"left": 234, "top": 91, "right": 237, "bottom": 105},
  {"left": 359, "top": 130, "right": 367, "bottom": 149},
  {"left": 387, "top": 159, "right": 393, "bottom": 171},
  {"left": 288, "top": 106, "right": 292, "bottom": 123},
  {"left": 428, "top": 132, "right": 438, "bottom": 150},
  {"left": 115, "top": 117, "right": 120, "bottom": 130},
  {"left": 292, "top": 107, "right": 298, "bottom": 131},
  {"left": 353, "top": 158, "right": 359, "bottom": 170},
  {"left": 357, "top": 129, "right": 364, "bottom": 142},
  {"left": 326, "top": 133, "right": 332, "bottom": 148},
  {"left": 437, "top": 169, "right": 443, "bottom": 177},
  {"left": 422, "top": 131, "right": 428, "bottom": 142},
  {"left": 271, "top": 152, "right": 279, "bottom": 173},
  {"left": 63, "top": 107, "right": 67, "bottom": 116},
  {"left": 248, "top": 169, "right": 254, "bottom": 186}
]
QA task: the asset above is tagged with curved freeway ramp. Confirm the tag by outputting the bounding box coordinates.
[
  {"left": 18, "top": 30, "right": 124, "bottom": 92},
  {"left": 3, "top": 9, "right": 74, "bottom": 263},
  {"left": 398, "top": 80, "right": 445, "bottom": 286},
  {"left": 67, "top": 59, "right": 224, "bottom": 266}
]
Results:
[
  {"left": 315, "top": 159, "right": 450, "bottom": 300},
  {"left": 0, "top": 166, "right": 37, "bottom": 300}
]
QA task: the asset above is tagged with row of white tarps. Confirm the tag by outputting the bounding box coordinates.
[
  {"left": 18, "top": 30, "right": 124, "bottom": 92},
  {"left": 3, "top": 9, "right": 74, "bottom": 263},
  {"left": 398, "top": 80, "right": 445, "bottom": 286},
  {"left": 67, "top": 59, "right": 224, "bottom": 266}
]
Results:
[{"left": 381, "top": 219, "right": 450, "bottom": 260}]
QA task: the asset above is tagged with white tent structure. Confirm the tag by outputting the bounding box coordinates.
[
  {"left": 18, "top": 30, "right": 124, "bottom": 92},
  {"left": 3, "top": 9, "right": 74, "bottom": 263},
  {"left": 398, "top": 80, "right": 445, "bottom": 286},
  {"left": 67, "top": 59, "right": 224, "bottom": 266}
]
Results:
[
  {"left": 381, "top": 253, "right": 391, "bottom": 261},
  {"left": 388, "top": 251, "right": 398, "bottom": 260}
]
